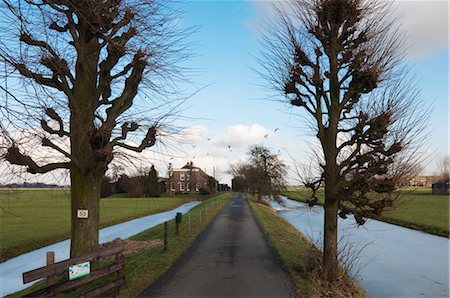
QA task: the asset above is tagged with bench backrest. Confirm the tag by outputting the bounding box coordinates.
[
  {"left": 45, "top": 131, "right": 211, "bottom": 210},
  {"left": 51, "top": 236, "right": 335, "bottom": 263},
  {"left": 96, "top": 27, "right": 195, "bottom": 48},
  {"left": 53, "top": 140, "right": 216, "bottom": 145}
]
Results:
[{"left": 22, "top": 244, "right": 125, "bottom": 297}]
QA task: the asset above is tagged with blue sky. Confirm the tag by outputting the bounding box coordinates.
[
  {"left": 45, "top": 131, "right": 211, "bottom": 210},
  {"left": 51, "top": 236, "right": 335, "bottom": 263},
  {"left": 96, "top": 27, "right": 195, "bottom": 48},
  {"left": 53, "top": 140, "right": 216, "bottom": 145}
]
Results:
[
  {"left": 156, "top": 0, "right": 448, "bottom": 184},
  {"left": 1, "top": 0, "right": 448, "bottom": 185}
]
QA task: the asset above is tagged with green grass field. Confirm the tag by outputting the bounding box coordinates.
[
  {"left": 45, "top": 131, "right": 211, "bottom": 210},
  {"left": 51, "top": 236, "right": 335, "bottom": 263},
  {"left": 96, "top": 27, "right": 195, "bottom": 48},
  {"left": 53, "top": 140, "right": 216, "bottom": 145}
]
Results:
[
  {"left": 282, "top": 187, "right": 449, "bottom": 237},
  {"left": 0, "top": 188, "right": 202, "bottom": 261},
  {"left": 9, "top": 194, "right": 233, "bottom": 298}
]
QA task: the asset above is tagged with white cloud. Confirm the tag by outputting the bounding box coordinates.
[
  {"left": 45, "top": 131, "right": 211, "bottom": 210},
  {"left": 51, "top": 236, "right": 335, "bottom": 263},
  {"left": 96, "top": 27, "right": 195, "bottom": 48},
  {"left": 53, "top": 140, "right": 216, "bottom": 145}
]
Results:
[
  {"left": 395, "top": 1, "right": 448, "bottom": 59},
  {"left": 212, "top": 124, "right": 270, "bottom": 148},
  {"left": 162, "top": 125, "right": 208, "bottom": 144},
  {"left": 247, "top": 0, "right": 448, "bottom": 59}
]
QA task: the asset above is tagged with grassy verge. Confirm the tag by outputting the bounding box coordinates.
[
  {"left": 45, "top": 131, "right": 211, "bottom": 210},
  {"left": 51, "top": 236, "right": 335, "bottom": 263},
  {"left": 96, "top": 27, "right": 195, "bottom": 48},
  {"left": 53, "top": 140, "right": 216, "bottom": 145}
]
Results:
[
  {"left": 8, "top": 193, "right": 233, "bottom": 298},
  {"left": 249, "top": 197, "right": 367, "bottom": 297},
  {"left": 0, "top": 188, "right": 212, "bottom": 261},
  {"left": 282, "top": 187, "right": 449, "bottom": 238},
  {"left": 249, "top": 198, "right": 317, "bottom": 297}
]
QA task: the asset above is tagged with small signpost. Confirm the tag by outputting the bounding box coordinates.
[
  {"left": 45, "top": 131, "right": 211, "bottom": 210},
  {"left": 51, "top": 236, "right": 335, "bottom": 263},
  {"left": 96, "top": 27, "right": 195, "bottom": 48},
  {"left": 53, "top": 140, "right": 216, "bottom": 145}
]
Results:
[
  {"left": 69, "top": 261, "right": 91, "bottom": 280},
  {"left": 77, "top": 209, "right": 89, "bottom": 218}
]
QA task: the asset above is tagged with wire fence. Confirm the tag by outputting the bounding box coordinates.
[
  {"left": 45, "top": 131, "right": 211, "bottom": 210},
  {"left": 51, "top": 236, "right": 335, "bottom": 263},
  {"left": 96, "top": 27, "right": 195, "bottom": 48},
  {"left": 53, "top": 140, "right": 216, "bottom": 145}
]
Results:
[{"left": 124, "top": 193, "right": 231, "bottom": 280}]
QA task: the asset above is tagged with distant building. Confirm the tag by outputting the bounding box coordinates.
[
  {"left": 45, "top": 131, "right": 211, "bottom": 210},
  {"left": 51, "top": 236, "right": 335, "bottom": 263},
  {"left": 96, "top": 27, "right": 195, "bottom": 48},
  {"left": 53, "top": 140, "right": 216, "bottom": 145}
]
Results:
[
  {"left": 218, "top": 183, "right": 231, "bottom": 192},
  {"left": 432, "top": 181, "right": 449, "bottom": 195},
  {"left": 231, "top": 177, "right": 244, "bottom": 192},
  {"left": 167, "top": 162, "right": 216, "bottom": 194},
  {"left": 408, "top": 176, "right": 440, "bottom": 187}
]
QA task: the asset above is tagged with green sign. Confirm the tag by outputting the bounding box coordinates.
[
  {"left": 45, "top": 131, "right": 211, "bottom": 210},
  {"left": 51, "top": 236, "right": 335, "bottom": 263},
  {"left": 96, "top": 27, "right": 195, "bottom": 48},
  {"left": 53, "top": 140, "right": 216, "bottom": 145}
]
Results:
[{"left": 69, "top": 261, "right": 90, "bottom": 280}]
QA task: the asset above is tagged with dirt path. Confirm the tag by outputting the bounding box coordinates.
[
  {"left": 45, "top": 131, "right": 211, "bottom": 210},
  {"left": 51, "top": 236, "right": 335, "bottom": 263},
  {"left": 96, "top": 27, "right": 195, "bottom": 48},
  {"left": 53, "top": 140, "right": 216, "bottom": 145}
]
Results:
[{"left": 139, "top": 193, "right": 295, "bottom": 297}]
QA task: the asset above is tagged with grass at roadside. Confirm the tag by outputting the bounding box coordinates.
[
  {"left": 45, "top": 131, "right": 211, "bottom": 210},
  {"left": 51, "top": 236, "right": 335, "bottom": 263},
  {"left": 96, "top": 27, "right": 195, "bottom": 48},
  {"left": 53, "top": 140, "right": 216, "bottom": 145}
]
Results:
[
  {"left": 7, "top": 193, "right": 233, "bottom": 298},
  {"left": 249, "top": 198, "right": 317, "bottom": 297},
  {"left": 249, "top": 197, "right": 367, "bottom": 298},
  {"left": 121, "top": 193, "right": 232, "bottom": 297},
  {"left": 282, "top": 187, "right": 449, "bottom": 237},
  {"left": 0, "top": 188, "right": 210, "bottom": 261}
]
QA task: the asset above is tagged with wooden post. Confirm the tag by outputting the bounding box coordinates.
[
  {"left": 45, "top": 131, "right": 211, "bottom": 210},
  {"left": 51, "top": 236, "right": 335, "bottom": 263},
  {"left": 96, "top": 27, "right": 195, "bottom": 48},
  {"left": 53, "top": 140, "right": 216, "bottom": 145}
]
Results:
[
  {"left": 164, "top": 222, "right": 168, "bottom": 251},
  {"left": 46, "top": 251, "right": 55, "bottom": 286},
  {"left": 188, "top": 213, "right": 191, "bottom": 232},
  {"left": 115, "top": 251, "right": 124, "bottom": 296}
]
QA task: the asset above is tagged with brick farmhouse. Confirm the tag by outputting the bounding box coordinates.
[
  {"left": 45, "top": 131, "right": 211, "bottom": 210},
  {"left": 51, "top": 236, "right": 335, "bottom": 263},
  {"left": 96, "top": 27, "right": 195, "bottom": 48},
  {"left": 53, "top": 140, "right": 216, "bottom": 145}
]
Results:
[{"left": 167, "top": 162, "right": 217, "bottom": 194}]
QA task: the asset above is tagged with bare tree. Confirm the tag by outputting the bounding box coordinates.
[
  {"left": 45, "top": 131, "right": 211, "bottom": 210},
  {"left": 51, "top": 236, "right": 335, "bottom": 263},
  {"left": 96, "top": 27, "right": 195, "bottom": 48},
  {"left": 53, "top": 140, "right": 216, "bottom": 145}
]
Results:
[
  {"left": 436, "top": 156, "right": 450, "bottom": 182},
  {"left": 260, "top": 0, "right": 429, "bottom": 281},
  {"left": 231, "top": 145, "right": 288, "bottom": 201},
  {"left": 0, "top": 0, "right": 192, "bottom": 257}
]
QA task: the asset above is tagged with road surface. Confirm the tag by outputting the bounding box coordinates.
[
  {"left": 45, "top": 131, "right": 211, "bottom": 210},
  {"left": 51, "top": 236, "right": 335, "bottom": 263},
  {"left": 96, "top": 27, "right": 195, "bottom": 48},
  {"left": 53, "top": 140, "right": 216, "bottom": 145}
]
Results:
[{"left": 139, "top": 193, "right": 295, "bottom": 297}]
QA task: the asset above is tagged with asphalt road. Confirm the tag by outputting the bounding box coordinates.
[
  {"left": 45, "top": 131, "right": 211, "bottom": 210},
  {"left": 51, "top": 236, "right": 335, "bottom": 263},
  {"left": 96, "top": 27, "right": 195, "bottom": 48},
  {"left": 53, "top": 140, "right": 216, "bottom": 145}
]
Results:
[{"left": 139, "top": 193, "right": 295, "bottom": 297}]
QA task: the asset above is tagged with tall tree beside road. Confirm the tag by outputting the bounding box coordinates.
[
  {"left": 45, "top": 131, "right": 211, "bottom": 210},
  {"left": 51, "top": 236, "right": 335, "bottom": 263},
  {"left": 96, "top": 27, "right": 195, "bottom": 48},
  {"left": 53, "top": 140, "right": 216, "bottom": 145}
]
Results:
[
  {"left": 231, "top": 145, "right": 287, "bottom": 201},
  {"left": 260, "top": 0, "right": 429, "bottom": 281},
  {"left": 0, "top": 0, "right": 192, "bottom": 257}
]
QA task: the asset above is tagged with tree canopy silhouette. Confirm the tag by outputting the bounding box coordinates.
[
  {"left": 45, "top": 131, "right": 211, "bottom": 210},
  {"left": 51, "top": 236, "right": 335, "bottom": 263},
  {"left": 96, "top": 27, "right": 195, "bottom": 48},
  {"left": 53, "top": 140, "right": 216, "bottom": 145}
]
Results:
[
  {"left": 0, "top": 0, "right": 192, "bottom": 257},
  {"left": 260, "top": 0, "right": 429, "bottom": 282}
]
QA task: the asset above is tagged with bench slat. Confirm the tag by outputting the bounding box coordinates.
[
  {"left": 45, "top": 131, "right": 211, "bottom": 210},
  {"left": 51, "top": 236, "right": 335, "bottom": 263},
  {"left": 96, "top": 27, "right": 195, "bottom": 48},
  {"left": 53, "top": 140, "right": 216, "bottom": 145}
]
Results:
[
  {"left": 81, "top": 278, "right": 125, "bottom": 298},
  {"left": 23, "top": 245, "right": 124, "bottom": 284},
  {"left": 23, "top": 261, "right": 124, "bottom": 297}
]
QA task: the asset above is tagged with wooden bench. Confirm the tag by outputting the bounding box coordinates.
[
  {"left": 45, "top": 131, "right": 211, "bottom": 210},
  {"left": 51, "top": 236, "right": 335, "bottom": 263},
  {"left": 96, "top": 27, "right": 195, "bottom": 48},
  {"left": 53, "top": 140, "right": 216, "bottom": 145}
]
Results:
[{"left": 22, "top": 244, "right": 125, "bottom": 297}]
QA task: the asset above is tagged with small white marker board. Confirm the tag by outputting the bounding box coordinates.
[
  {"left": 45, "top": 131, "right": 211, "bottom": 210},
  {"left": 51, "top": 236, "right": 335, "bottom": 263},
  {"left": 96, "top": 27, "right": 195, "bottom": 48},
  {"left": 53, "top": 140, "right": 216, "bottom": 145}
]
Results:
[
  {"left": 69, "top": 261, "right": 90, "bottom": 280},
  {"left": 77, "top": 209, "right": 89, "bottom": 218}
]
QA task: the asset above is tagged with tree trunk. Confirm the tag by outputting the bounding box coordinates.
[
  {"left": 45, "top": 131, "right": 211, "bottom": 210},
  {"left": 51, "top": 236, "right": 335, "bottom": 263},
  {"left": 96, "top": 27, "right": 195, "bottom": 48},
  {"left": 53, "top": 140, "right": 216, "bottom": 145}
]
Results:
[
  {"left": 70, "top": 169, "right": 102, "bottom": 257},
  {"left": 323, "top": 186, "right": 339, "bottom": 282}
]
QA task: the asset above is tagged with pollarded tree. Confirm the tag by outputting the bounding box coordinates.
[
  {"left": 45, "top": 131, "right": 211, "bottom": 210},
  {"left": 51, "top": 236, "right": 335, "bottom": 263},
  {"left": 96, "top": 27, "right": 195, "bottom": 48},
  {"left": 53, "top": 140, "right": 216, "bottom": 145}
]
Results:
[
  {"left": 231, "top": 145, "right": 288, "bottom": 201},
  {"left": 148, "top": 164, "right": 160, "bottom": 197},
  {"left": 0, "top": 0, "right": 191, "bottom": 257},
  {"left": 260, "top": 0, "right": 428, "bottom": 281}
]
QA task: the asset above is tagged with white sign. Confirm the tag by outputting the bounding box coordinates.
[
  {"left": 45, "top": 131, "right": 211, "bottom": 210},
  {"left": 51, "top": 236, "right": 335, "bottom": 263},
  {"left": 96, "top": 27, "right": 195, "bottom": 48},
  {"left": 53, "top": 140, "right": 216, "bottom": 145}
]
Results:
[
  {"left": 69, "top": 261, "right": 90, "bottom": 280},
  {"left": 77, "top": 209, "right": 89, "bottom": 218}
]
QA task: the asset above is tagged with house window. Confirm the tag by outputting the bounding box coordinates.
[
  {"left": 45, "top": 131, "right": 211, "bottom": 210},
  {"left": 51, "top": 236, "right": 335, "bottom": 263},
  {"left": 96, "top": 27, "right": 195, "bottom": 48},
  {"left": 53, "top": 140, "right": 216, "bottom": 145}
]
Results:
[
  {"left": 187, "top": 182, "right": 190, "bottom": 191},
  {"left": 170, "top": 182, "right": 175, "bottom": 191},
  {"left": 186, "top": 174, "right": 190, "bottom": 181},
  {"left": 180, "top": 173, "right": 185, "bottom": 181},
  {"left": 196, "top": 184, "right": 200, "bottom": 192},
  {"left": 180, "top": 182, "right": 185, "bottom": 191}
]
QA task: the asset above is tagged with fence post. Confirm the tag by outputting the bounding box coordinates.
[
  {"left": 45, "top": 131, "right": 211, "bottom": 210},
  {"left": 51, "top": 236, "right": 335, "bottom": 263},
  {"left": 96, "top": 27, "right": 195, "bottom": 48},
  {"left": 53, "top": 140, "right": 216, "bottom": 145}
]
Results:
[
  {"left": 164, "top": 222, "right": 168, "bottom": 251},
  {"left": 46, "top": 251, "right": 55, "bottom": 286},
  {"left": 188, "top": 213, "right": 191, "bottom": 232}
]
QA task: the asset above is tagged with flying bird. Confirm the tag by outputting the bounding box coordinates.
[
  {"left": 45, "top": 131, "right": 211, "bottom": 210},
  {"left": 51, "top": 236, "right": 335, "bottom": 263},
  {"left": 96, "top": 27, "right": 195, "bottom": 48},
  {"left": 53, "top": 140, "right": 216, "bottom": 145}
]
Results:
[
  {"left": 264, "top": 133, "right": 269, "bottom": 138},
  {"left": 274, "top": 128, "right": 279, "bottom": 133},
  {"left": 207, "top": 137, "right": 211, "bottom": 141}
]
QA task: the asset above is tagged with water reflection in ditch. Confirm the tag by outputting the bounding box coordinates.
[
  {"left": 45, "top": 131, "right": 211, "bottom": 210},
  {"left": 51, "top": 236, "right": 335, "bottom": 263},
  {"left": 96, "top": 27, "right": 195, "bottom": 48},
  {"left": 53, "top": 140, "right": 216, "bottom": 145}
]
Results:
[{"left": 270, "top": 196, "right": 449, "bottom": 298}]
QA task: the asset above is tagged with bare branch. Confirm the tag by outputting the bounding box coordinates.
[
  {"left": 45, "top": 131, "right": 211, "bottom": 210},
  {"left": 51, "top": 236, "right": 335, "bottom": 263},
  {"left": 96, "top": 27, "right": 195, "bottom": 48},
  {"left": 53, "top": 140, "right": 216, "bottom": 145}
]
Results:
[{"left": 5, "top": 146, "right": 70, "bottom": 174}]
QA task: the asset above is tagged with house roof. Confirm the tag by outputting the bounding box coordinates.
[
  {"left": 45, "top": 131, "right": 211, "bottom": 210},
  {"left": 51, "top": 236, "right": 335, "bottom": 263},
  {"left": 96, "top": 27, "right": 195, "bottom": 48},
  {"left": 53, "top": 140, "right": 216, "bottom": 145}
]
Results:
[{"left": 181, "top": 162, "right": 201, "bottom": 170}]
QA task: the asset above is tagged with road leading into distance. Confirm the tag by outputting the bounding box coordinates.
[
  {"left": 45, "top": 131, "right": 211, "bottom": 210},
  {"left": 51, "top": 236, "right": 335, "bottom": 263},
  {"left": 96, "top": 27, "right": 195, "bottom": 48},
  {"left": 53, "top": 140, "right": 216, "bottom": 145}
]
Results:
[{"left": 140, "top": 193, "right": 295, "bottom": 297}]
